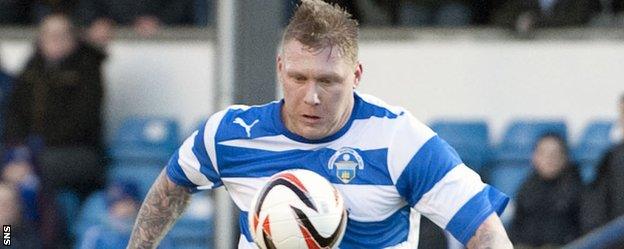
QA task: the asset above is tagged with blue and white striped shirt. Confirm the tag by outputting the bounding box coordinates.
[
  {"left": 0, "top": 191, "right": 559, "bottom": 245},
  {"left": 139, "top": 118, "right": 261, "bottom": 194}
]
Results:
[{"left": 166, "top": 92, "right": 509, "bottom": 248}]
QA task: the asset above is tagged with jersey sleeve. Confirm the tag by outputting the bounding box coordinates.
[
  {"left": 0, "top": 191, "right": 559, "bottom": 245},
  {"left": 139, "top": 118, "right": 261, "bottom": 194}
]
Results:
[
  {"left": 166, "top": 110, "right": 227, "bottom": 192},
  {"left": 389, "top": 113, "right": 509, "bottom": 245}
]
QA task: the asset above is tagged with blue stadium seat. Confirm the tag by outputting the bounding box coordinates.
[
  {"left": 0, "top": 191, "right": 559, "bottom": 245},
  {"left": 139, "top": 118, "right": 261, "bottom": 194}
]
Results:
[
  {"left": 495, "top": 120, "right": 568, "bottom": 162},
  {"left": 106, "top": 163, "right": 163, "bottom": 198},
  {"left": 487, "top": 162, "right": 532, "bottom": 198},
  {"left": 56, "top": 189, "right": 80, "bottom": 239},
  {"left": 110, "top": 116, "right": 180, "bottom": 163},
  {"left": 166, "top": 194, "right": 215, "bottom": 249},
  {"left": 573, "top": 120, "right": 614, "bottom": 183},
  {"left": 73, "top": 191, "right": 107, "bottom": 239},
  {"left": 430, "top": 120, "right": 490, "bottom": 172}
]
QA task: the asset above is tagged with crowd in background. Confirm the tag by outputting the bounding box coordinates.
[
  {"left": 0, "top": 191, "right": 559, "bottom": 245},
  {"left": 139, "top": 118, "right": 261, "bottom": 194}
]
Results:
[
  {"left": 0, "top": 13, "right": 108, "bottom": 248},
  {"left": 1, "top": 1, "right": 624, "bottom": 249},
  {"left": 1, "top": 0, "right": 624, "bottom": 30}
]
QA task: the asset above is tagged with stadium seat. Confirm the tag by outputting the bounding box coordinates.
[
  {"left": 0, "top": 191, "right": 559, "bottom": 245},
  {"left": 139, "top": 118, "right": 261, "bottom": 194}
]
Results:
[
  {"left": 430, "top": 120, "right": 490, "bottom": 172},
  {"left": 487, "top": 162, "right": 532, "bottom": 198},
  {"left": 56, "top": 189, "right": 80, "bottom": 239},
  {"left": 106, "top": 163, "right": 163, "bottom": 198},
  {"left": 110, "top": 116, "right": 180, "bottom": 163},
  {"left": 495, "top": 120, "right": 568, "bottom": 162},
  {"left": 573, "top": 120, "right": 614, "bottom": 183},
  {"left": 73, "top": 191, "right": 107, "bottom": 239},
  {"left": 166, "top": 194, "right": 215, "bottom": 249}
]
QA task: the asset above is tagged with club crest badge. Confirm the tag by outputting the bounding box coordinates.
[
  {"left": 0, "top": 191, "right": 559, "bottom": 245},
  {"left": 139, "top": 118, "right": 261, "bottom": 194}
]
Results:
[{"left": 328, "top": 147, "right": 364, "bottom": 184}]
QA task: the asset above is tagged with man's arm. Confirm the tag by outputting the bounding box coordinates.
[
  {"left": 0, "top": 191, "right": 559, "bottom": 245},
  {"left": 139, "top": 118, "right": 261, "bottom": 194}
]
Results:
[
  {"left": 127, "top": 169, "right": 191, "bottom": 249},
  {"left": 467, "top": 213, "right": 514, "bottom": 249}
]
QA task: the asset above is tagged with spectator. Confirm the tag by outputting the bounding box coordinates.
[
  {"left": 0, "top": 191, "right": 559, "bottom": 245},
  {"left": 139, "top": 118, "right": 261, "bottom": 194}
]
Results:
[
  {"left": 590, "top": 0, "right": 624, "bottom": 26},
  {"left": 76, "top": 0, "right": 199, "bottom": 37},
  {"left": 0, "top": 182, "right": 42, "bottom": 248},
  {"left": 395, "top": 0, "right": 473, "bottom": 27},
  {"left": 3, "top": 13, "right": 107, "bottom": 248},
  {"left": 4, "top": 13, "right": 107, "bottom": 201},
  {"left": 581, "top": 93, "right": 624, "bottom": 234},
  {"left": 493, "top": 0, "right": 601, "bottom": 32},
  {"left": 510, "top": 133, "right": 582, "bottom": 246},
  {"left": 418, "top": 216, "right": 447, "bottom": 249},
  {"left": 77, "top": 181, "right": 172, "bottom": 249},
  {"left": 1, "top": 147, "right": 40, "bottom": 224},
  {"left": 0, "top": 0, "right": 33, "bottom": 25}
]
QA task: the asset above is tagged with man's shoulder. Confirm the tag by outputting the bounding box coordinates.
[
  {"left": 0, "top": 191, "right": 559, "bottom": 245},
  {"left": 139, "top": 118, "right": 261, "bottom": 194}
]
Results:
[
  {"left": 206, "top": 101, "right": 280, "bottom": 141},
  {"left": 355, "top": 93, "right": 431, "bottom": 133},
  {"left": 356, "top": 93, "right": 406, "bottom": 120},
  {"left": 354, "top": 93, "right": 436, "bottom": 154}
]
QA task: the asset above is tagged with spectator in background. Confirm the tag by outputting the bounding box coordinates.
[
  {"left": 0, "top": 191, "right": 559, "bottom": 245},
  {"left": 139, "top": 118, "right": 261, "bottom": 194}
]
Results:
[
  {"left": 0, "top": 182, "right": 42, "bottom": 248},
  {"left": 493, "top": 0, "right": 601, "bottom": 32},
  {"left": 590, "top": 0, "right": 624, "bottom": 26},
  {"left": 0, "top": 0, "right": 33, "bottom": 25},
  {"left": 77, "top": 181, "right": 172, "bottom": 249},
  {"left": 581, "top": 93, "right": 624, "bottom": 234},
  {"left": 4, "top": 13, "right": 107, "bottom": 248},
  {"left": 75, "top": 0, "right": 200, "bottom": 37},
  {"left": 510, "top": 133, "right": 582, "bottom": 247},
  {"left": 394, "top": 0, "right": 473, "bottom": 27},
  {"left": 1, "top": 147, "right": 40, "bottom": 224},
  {"left": 4, "top": 13, "right": 107, "bottom": 201}
]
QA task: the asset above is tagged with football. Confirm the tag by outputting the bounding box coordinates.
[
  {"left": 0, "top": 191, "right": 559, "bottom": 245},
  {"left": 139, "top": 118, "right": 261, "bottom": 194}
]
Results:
[{"left": 249, "top": 169, "right": 348, "bottom": 249}]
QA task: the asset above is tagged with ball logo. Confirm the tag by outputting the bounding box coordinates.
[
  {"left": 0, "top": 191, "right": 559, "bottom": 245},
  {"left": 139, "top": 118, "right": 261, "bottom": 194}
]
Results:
[{"left": 328, "top": 147, "right": 364, "bottom": 184}]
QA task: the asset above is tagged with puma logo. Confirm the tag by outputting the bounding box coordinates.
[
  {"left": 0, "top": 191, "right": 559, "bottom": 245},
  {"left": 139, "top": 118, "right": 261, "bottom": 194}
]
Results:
[{"left": 233, "top": 118, "right": 259, "bottom": 138}]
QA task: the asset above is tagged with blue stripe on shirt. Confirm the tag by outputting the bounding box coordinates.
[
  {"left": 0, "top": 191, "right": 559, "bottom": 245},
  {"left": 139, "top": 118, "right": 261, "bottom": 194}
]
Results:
[
  {"left": 445, "top": 185, "right": 509, "bottom": 245},
  {"left": 166, "top": 150, "right": 196, "bottom": 188},
  {"left": 193, "top": 122, "right": 221, "bottom": 184},
  {"left": 216, "top": 145, "right": 394, "bottom": 185},
  {"left": 395, "top": 135, "right": 463, "bottom": 206}
]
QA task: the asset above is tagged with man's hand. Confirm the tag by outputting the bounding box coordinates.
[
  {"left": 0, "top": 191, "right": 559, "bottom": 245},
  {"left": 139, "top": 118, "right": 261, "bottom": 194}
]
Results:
[
  {"left": 127, "top": 169, "right": 191, "bottom": 249},
  {"left": 467, "top": 213, "right": 513, "bottom": 249}
]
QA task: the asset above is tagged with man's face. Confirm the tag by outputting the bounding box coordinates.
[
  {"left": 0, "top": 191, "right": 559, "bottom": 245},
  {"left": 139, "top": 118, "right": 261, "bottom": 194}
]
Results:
[
  {"left": 39, "top": 16, "right": 76, "bottom": 62},
  {"left": 532, "top": 137, "right": 567, "bottom": 180},
  {"left": 277, "top": 40, "right": 362, "bottom": 140},
  {"left": 110, "top": 199, "right": 139, "bottom": 219}
]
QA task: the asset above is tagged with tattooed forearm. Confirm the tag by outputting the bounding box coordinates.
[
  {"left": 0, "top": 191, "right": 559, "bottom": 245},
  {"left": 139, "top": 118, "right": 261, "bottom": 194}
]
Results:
[
  {"left": 467, "top": 214, "right": 513, "bottom": 249},
  {"left": 127, "top": 170, "right": 191, "bottom": 249}
]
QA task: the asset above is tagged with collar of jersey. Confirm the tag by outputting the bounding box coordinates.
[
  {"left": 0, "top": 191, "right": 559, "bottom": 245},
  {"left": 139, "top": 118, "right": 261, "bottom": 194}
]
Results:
[{"left": 272, "top": 93, "right": 362, "bottom": 144}]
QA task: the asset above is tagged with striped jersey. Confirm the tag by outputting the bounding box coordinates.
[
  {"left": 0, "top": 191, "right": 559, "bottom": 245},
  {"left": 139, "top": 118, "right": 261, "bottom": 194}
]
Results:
[{"left": 166, "top": 93, "right": 509, "bottom": 248}]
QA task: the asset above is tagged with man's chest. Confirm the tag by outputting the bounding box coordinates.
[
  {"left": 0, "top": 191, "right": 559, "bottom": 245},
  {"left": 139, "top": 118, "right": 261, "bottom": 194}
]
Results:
[{"left": 216, "top": 145, "right": 407, "bottom": 220}]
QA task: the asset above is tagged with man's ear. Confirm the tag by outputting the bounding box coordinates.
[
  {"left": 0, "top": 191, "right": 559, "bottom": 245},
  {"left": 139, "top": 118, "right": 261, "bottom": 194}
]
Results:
[
  {"left": 276, "top": 55, "right": 285, "bottom": 84},
  {"left": 354, "top": 62, "right": 363, "bottom": 88}
]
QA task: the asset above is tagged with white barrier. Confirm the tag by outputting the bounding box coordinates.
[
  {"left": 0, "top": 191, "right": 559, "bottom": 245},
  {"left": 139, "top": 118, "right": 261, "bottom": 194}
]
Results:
[{"left": 2, "top": 35, "right": 623, "bottom": 143}]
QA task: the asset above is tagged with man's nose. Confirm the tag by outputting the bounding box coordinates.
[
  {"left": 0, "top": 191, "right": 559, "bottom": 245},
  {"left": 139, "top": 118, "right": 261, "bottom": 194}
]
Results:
[{"left": 303, "top": 82, "right": 321, "bottom": 106}]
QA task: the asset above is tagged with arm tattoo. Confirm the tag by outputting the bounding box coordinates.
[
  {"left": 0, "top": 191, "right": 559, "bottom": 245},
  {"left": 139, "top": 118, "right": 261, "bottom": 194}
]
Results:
[
  {"left": 467, "top": 214, "right": 513, "bottom": 249},
  {"left": 127, "top": 170, "right": 191, "bottom": 249}
]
